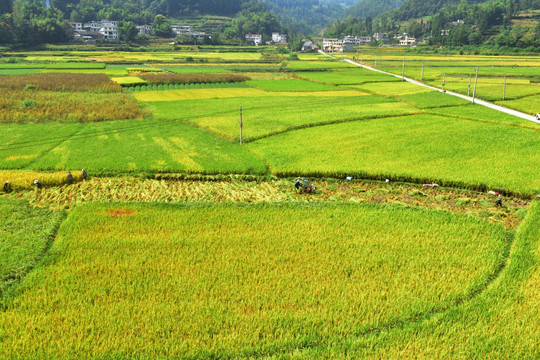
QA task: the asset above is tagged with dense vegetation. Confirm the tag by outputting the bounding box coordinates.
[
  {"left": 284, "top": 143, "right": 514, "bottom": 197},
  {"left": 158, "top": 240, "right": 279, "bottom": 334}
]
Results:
[
  {"left": 0, "top": 0, "right": 284, "bottom": 46},
  {"left": 327, "top": 0, "right": 540, "bottom": 50}
]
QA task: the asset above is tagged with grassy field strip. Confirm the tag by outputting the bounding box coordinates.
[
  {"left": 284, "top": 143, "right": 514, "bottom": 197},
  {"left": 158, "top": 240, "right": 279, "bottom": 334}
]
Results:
[
  {"left": 133, "top": 88, "right": 367, "bottom": 101},
  {"left": 248, "top": 114, "right": 540, "bottom": 195},
  {"left": 343, "top": 58, "right": 540, "bottom": 122},
  {"left": 0, "top": 202, "right": 507, "bottom": 358},
  {"left": 0, "top": 197, "right": 65, "bottom": 303}
]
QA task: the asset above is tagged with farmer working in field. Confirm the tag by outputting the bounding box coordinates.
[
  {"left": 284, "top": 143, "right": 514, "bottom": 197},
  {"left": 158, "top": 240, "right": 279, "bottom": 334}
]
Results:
[
  {"left": 67, "top": 172, "right": 73, "bottom": 184},
  {"left": 496, "top": 193, "right": 502, "bottom": 207},
  {"left": 3, "top": 181, "right": 11, "bottom": 193},
  {"left": 81, "top": 168, "right": 87, "bottom": 180},
  {"left": 294, "top": 177, "right": 302, "bottom": 191},
  {"left": 34, "top": 180, "right": 42, "bottom": 189}
]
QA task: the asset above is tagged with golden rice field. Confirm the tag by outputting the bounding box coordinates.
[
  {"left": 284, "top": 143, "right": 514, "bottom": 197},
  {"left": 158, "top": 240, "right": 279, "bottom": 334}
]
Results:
[{"left": 0, "top": 202, "right": 509, "bottom": 358}]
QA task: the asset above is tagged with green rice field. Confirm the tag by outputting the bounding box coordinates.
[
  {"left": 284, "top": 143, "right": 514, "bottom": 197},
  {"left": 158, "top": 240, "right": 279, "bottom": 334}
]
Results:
[{"left": 0, "top": 47, "right": 539, "bottom": 359}]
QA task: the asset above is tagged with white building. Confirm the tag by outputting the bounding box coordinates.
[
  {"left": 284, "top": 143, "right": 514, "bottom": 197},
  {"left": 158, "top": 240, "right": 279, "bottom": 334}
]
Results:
[
  {"left": 245, "top": 34, "right": 262, "bottom": 46},
  {"left": 323, "top": 36, "right": 367, "bottom": 52},
  {"left": 70, "top": 22, "right": 83, "bottom": 31},
  {"left": 172, "top": 25, "right": 192, "bottom": 35},
  {"left": 373, "top": 33, "right": 389, "bottom": 42},
  {"left": 99, "top": 20, "right": 118, "bottom": 41},
  {"left": 399, "top": 36, "right": 416, "bottom": 46},
  {"left": 83, "top": 21, "right": 102, "bottom": 32},
  {"left": 136, "top": 25, "right": 153, "bottom": 35},
  {"left": 272, "top": 32, "right": 287, "bottom": 43}
]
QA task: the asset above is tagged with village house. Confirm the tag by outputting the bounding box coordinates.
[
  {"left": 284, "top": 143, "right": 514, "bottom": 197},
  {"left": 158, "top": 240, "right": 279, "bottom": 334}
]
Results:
[
  {"left": 399, "top": 35, "right": 417, "bottom": 46},
  {"left": 172, "top": 25, "right": 192, "bottom": 36},
  {"left": 136, "top": 25, "right": 153, "bottom": 36},
  {"left": 373, "top": 33, "right": 389, "bottom": 42},
  {"left": 99, "top": 20, "right": 118, "bottom": 41},
  {"left": 271, "top": 32, "right": 287, "bottom": 43},
  {"left": 245, "top": 34, "right": 262, "bottom": 46}
]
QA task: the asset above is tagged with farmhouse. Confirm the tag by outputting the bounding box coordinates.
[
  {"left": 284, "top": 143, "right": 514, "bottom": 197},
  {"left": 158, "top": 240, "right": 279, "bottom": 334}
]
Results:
[
  {"left": 322, "top": 37, "right": 360, "bottom": 52},
  {"left": 136, "top": 25, "right": 153, "bottom": 35},
  {"left": 272, "top": 32, "right": 288, "bottom": 43},
  {"left": 172, "top": 25, "right": 192, "bottom": 35},
  {"left": 71, "top": 20, "right": 119, "bottom": 42},
  {"left": 245, "top": 34, "right": 263, "bottom": 46}
]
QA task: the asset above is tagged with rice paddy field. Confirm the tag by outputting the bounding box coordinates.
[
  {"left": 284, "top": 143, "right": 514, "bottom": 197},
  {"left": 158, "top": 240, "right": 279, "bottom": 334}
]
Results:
[
  {"left": 344, "top": 49, "right": 540, "bottom": 115},
  {"left": 0, "top": 46, "right": 539, "bottom": 359}
]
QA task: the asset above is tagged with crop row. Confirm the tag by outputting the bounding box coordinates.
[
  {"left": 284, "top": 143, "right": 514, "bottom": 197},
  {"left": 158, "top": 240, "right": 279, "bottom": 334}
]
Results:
[
  {"left": 126, "top": 82, "right": 250, "bottom": 92},
  {"left": 137, "top": 73, "right": 250, "bottom": 86},
  {"left": 0, "top": 90, "right": 146, "bottom": 124},
  {"left": 0, "top": 73, "right": 122, "bottom": 92}
]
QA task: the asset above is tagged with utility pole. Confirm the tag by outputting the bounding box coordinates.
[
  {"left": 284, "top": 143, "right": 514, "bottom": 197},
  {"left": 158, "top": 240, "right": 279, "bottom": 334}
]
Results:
[
  {"left": 239, "top": 106, "right": 243, "bottom": 144},
  {"left": 503, "top": 74, "right": 507, "bottom": 100},
  {"left": 472, "top": 66, "right": 479, "bottom": 104},
  {"left": 361, "top": 50, "right": 364, "bottom": 65},
  {"left": 401, "top": 57, "right": 405, "bottom": 81},
  {"left": 468, "top": 74, "right": 471, "bottom": 96},
  {"left": 421, "top": 61, "right": 424, "bottom": 82}
]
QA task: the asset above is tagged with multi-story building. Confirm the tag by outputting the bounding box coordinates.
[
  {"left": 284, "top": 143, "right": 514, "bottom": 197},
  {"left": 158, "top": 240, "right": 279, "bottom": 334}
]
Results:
[
  {"left": 99, "top": 20, "right": 118, "bottom": 41},
  {"left": 172, "top": 25, "right": 192, "bottom": 36},
  {"left": 245, "top": 34, "right": 262, "bottom": 46}
]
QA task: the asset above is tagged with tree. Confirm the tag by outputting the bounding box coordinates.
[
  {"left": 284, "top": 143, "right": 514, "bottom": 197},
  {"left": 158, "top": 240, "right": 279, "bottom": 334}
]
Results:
[
  {"left": 152, "top": 14, "right": 171, "bottom": 37},
  {"left": 119, "top": 20, "right": 138, "bottom": 42}
]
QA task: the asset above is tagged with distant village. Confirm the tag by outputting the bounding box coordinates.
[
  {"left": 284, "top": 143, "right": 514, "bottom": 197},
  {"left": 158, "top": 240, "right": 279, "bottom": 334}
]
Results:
[
  {"left": 69, "top": 20, "right": 420, "bottom": 51},
  {"left": 69, "top": 20, "right": 209, "bottom": 43}
]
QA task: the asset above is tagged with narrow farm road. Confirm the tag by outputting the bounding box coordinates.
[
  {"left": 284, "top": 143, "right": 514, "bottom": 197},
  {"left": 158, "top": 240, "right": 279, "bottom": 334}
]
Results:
[
  {"left": 342, "top": 58, "right": 540, "bottom": 125},
  {"left": 319, "top": 51, "right": 540, "bottom": 125}
]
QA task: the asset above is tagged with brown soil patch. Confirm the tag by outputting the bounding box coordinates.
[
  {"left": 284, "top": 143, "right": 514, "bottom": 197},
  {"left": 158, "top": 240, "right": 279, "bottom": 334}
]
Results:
[{"left": 105, "top": 209, "right": 137, "bottom": 217}]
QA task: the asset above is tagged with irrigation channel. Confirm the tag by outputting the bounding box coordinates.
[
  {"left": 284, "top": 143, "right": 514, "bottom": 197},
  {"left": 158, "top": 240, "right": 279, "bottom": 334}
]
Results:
[{"left": 319, "top": 50, "right": 540, "bottom": 125}]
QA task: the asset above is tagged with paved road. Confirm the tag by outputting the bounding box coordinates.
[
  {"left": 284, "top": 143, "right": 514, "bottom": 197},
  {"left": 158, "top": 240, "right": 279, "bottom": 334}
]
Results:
[{"left": 334, "top": 57, "right": 540, "bottom": 125}]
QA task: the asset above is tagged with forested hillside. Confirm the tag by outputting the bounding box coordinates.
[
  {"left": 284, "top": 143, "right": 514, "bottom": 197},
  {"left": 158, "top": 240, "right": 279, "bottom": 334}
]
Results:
[
  {"left": 0, "top": 0, "right": 284, "bottom": 46},
  {"left": 328, "top": 0, "right": 540, "bottom": 50},
  {"left": 260, "top": 0, "right": 346, "bottom": 34},
  {"left": 348, "top": 0, "right": 405, "bottom": 19}
]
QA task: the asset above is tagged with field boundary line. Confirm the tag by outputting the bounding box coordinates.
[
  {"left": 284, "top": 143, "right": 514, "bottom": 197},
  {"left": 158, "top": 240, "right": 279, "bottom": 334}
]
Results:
[
  {"left": 21, "top": 124, "right": 85, "bottom": 170},
  {"left": 245, "top": 112, "right": 423, "bottom": 143},
  {"left": 318, "top": 51, "right": 540, "bottom": 125},
  {"left": 0, "top": 210, "right": 67, "bottom": 309}
]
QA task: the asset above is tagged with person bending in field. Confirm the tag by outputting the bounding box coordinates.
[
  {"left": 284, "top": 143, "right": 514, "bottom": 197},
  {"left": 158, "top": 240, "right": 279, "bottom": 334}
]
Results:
[
  {"left": 34, "top": 180, "right": 42, "bottom": 189},
  {"left": 294, "top": 177, "right": 302, "bottom": 191},
  {"left": 67, "top": 171, "right": 73, "bottom": 184},
  {"left": 3, "top": 181, "right": 11, "bottom": 193},
  {"left": 81, "top": 168, "right": 87, "bottom": 180}
]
